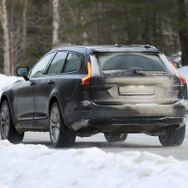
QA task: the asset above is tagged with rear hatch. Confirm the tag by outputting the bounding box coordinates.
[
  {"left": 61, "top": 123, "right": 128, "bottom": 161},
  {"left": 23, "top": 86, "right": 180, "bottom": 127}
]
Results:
[{"left": 89, "top": 52, "right": 181, "bottom": 105}]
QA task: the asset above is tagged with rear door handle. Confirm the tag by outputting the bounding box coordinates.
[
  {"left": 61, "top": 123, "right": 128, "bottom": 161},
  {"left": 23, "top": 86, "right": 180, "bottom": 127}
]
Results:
[{"left": 48, "top": 80, "right": 54, "bottom": 85}]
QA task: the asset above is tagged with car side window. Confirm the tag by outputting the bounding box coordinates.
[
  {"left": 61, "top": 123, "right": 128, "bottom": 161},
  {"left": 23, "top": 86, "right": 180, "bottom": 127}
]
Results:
[
  {"left": 47, "top": 51, "right": 68, "bottom": 75},
  {"left": 29, "top": 53, "right": 55, "bottom": 78},
  {"left": 63, "top": 52, "right": 82, "bottom": 73}
]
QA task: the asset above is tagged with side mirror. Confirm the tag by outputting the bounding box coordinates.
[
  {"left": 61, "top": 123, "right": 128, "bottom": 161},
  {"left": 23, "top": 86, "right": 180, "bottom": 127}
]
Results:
[{"left": 16, "top": 67, "right": 29, "bottom": 80}]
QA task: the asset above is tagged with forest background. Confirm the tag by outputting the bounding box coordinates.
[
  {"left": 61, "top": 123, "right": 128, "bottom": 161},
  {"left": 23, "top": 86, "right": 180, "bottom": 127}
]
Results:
[{"left": 0, "top": 0, "right": 188, "bottom": 75}]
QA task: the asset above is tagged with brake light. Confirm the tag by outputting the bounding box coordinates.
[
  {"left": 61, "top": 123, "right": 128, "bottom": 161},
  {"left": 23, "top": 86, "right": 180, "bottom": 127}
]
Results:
[
  {"left": 81, "top": 62, "right": 91, "bottom": 85},
  {"left": 169, "top": 61, "right": 186, "bottom": 84}
]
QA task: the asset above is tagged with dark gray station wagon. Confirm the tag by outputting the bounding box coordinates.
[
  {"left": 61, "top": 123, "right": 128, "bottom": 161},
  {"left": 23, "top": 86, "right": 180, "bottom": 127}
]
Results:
[{"left": 0, "top": 44, "right": 188, "bottom": 147}]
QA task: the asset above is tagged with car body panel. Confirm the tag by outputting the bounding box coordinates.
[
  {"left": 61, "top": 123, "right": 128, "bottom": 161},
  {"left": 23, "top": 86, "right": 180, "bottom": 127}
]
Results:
[
  {"left": 33, "top": 76, "right": 56, "bottom": 120},
  {"left": 6, "top": 80, "right": 35, "bottom": 121}
]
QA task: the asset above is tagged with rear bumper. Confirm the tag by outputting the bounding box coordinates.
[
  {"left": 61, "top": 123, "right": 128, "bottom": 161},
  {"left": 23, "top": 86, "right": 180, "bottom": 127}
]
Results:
[{"left": 64, "top": 100, "right": 188, "bottom": 134}]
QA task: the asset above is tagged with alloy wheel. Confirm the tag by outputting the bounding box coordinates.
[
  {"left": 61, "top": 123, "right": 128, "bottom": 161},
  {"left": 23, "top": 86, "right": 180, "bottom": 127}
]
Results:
[
  {"left": 0, "top": 104, "right": 10, "bottom": 139},
  {"left": 50, "top": 106, "right": 60, "bottom": 143}
]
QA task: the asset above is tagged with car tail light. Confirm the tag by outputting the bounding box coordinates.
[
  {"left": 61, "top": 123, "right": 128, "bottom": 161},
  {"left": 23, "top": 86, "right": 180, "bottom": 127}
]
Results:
[
  {"left": 169, "top": 61, "right": 186, "bottom": 84},
  {"left": 81, "top": 62, "right": 91, "bottom": 85}
]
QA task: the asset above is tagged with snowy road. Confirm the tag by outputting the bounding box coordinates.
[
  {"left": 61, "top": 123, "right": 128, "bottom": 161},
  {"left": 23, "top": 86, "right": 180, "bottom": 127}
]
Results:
[{"left": 23, "top": 132, "right": 188, "bottom": 160}]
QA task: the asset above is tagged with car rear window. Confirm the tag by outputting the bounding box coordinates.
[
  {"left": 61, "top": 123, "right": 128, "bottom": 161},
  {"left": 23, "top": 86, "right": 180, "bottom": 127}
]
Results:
[{"left": 96, "top": 53, "right": 167, "bottom": 72}]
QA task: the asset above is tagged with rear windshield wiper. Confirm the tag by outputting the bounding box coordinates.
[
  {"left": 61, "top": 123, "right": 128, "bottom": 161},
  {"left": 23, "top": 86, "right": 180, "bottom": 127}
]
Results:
[
  {"left": 103, "top": 69, "right": 168, "bottom": 75},
  {"left": 134, "top": 69, "right": 168, "bottom": 75},
  {"left": 103, "top": 69, "right": 128, "bottom": 74}
]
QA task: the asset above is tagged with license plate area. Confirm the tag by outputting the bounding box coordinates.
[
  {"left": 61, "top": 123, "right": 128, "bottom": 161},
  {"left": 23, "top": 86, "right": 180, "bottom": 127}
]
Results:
[{"left": 119, "top": 85, "right": 155, "bottom": 96}]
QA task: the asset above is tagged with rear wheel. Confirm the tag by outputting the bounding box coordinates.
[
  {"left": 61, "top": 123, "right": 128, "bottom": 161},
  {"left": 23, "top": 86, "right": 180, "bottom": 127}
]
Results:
[
  {"left": 0, "top": 100, "right": 24, "bottom": 143},
  {"left": 104, "top": 132, "right": 128, "bottom": 143},
  {"left": 49, "top": 102, "right": 76, "bottom": 148},
  {"left": 159, "top": 125, "right": 186, "bottom": 146}
]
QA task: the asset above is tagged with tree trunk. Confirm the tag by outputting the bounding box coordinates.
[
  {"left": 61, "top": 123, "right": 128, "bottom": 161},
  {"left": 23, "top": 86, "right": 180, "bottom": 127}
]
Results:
[
  {"left": 52, "top": 0, "right": 60, "bottom": 47},
  {"left": 10, "top": 0, "right": 14, "bottom": 75},
  {"left": 177, "top": 0, "right": 188, "bottom": 66},
  {"left": 23, "top": 0, "right": 28, "bottom": 49},
  {"left": 0, "top": 0, "right": 11, "bottom": 75}
]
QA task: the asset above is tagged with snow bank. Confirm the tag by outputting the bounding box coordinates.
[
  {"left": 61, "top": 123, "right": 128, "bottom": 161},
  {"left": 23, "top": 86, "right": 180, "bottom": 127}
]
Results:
[
  {"left": 178, "top": 66, "right": 188, "bottom": 84},
  {"left": 0, "top": 74, "right": 21, "bottom": 96},
  {"left": 0, "top": 140, "right": 188, "bottom": 188}
]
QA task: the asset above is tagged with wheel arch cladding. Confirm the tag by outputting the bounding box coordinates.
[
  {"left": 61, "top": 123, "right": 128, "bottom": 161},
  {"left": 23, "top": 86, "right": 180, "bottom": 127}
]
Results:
[{"left": 49, "top": 96, "right": 65, "bottom": 120}]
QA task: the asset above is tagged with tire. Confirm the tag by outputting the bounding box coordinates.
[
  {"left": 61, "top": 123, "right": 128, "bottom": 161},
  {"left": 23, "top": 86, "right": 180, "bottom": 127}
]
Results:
[
  {"left": 104, "top": 132, "right": 128, "bottom": 143},
  {"left": 159, "top": 125, "right": 186, "bottom": 146},
  {"left": 0, "top": 100, "right": 24, "bottom": 143},
  {"left": 49, "top": 102, "right": 76, "bottom": 148}
]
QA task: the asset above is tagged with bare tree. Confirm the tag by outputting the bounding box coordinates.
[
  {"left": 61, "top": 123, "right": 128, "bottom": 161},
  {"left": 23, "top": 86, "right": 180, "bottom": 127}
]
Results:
[
  {"left": 52, "top": 0, "right": 60, "bottom": 46},
  {"left": 23, "top": 0, "right": 28, "bottom": 49},
  {"left": 0, "top": 0, "right": 11, "bottom": 75},
  {"left": 9, "top": 0, "right": 28, "bottom": 75},
  {"left": 0, "top": 0, "right": 30, "bottom": 75}
]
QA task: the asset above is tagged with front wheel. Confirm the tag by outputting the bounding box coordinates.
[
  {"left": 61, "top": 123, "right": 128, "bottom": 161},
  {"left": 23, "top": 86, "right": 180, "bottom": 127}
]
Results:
[
  {"left": 49, "top": 102, "right": 76, "bottom": 148},
  {"left": 0, "top": 100, "right": 24, "bottom": 143},
  {"left": 159, "top": 125, "right": 186, "bottom": 146},
  {"left": 104, "top": 132, "right": 128, "bottom": 143}
]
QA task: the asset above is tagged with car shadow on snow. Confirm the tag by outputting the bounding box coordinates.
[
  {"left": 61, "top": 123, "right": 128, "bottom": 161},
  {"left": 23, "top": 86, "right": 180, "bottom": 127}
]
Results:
[
  {"left": 22, "top": 141, "right": 162, "bottom": 149},
  {"left": 74, "top": 141, "right": 162, "bottom": 149}
]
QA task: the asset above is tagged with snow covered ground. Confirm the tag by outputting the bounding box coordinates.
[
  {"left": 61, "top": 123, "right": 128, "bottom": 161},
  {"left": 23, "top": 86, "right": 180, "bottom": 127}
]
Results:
[
  {"left": 178, "top": 66, "right": 188, "bottom": 83},
  {"left": 0, "top": 74, "right": 22, "bottom": 96},
  {"left": 0, "top": 67, "right": 188, "bottom": 187},
  {"left": 0, "top": 140, "right": 188, "bottom": 188}
]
